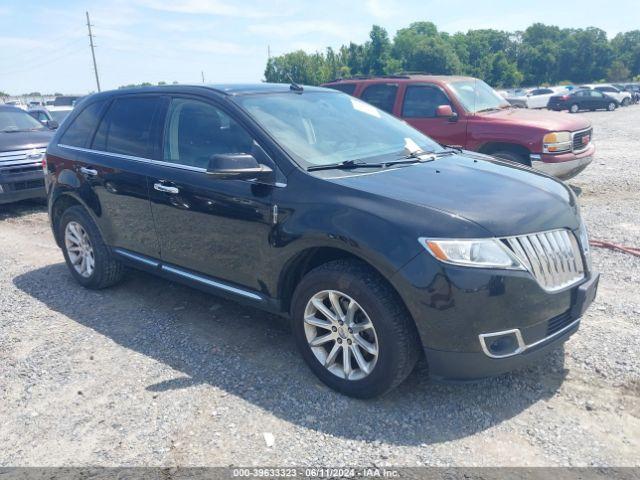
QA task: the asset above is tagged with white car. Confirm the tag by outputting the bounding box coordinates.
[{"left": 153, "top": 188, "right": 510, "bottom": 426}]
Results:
[
  {"left": 506, "top": 86, "right": 569, "bottom": 109},
  {"left": 581, "top": 84, "right": 632, "bottom": 106}
]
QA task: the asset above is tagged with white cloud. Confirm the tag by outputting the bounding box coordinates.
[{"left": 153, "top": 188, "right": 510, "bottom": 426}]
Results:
[
  {"left": 365, "top": 0, "right": 397, "bottom": 19},
  {"left": 184, "top": 40, "right": 255, "bottom": 55},
  {"left": 138, "top": 0, "right": 277, "bottom": 18},
  {"left": 248, "top": 20, "right": 352, "bottom": 39}
]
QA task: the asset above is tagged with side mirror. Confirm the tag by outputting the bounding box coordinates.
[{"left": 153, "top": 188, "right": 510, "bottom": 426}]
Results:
[
  {"left": 47, "top": 120, "right": 59, "bottom": 130},
  {"left": 206, "top": 153, "right": 274, "bottom": 181},
  {"left": 435, "top": 104, "right": 457, "bottom": 121}
]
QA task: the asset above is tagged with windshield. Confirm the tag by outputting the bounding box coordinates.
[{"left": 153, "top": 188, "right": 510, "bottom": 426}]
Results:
[
  {"left": 449, "top": 79, "right": 511, "bottom": 113},
  {"left": 0, "top": 109, "right": 46, "bottom": 132},
  {"left": 234, "top": 91, "right": 443, "bottom": 168}
]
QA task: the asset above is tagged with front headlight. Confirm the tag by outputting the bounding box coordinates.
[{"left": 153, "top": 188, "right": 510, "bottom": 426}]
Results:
[
  {"left": 419, "top": 238, "right": 524, "bottom": 269},
  {"left": 543, "top": 131, "right": 572, "bottom": 153}
]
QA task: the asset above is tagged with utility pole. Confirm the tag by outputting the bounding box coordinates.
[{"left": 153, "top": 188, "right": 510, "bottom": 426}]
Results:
[
  {"left": 86, "top": 11, "right": 101, "bottom": 92},
  {"left": 201, "top": 71, "right": 205, "bottom": 83},
  {"left": 267, "top": 45, "right": 271, "bottom": 60}
]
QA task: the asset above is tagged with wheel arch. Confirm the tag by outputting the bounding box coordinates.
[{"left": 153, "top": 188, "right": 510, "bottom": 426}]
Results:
[
  {"left": 277, "top": 246, "right": 410, "bottom": 319},
  {"left": 478, "top": 142, "right": 531, "bottom": 165},
  {"left": 50, "top": 192, "right": 101, "bottom": 248}
]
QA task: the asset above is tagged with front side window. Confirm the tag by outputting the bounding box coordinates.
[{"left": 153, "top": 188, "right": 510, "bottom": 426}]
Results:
[
  {"left": 590, "top": 91, "right": 604, "bottom": 98},
  {"left": 92, "top": 96, "right": 163, "bottom": 158},
  {"left": 59, "top": 100, "right": 106, "bottom": 147},
  {"left": 402, "top": 85, "right": 453, "bottom": 118},
  {"left": 360, "top": 84, "right": 398, "bottom": 113},
  {"left": 163, "top": 98, "right": 254, "bottom": 168},
  {"left": 234, "top": 91, "right": 443, "bottom": 169},
  {"left": 449, "top": 79, "right": 510, "bottom": 113}
]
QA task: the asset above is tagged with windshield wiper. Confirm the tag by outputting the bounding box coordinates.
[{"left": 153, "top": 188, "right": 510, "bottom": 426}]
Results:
[
  {"left": 307, "top": 159, "right": 382, "bottom": 172},
  {"left": 475, "top": 107, "right": 501, "bottom": 113}
]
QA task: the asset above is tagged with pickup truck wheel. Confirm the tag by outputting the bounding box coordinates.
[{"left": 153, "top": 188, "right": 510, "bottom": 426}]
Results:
[
  {"left": 59, "top": 206, "right": 125, "bottom": 289},
  {"left": 491, "top": 151, "right": 529, "bottom": 165},
  {"left": 607, "top": 102, "right": 617, "bottom": 111},
  {"left": 569, "top": 103, "right": 579, "bottom": 113},
  {"left": 291, "top": 260, "right": 420, "bottom": 398}
]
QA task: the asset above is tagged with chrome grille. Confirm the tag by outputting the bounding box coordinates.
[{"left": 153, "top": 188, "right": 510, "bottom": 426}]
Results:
[
  {"left": 503, "top": 229, "right": 585, "bottom": 292},
  {"left": 572, "top": 128, "right": 592, "bottom": 152},
  {"left": 0, "top": 148, "right": 47, "bottom": 168}
]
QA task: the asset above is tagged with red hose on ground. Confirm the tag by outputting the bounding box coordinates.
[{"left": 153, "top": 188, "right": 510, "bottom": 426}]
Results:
[{"left": 590, "top": 239, "right": 640, "bottom": 257}]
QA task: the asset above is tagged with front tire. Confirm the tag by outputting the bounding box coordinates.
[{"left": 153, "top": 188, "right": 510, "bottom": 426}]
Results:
[
  {"left": 569, "top": 103, "right": 579, "bottom": 113},
  {"left": 607, "top": 102, "right": 617, "bottom": 111},
  {"left": 291, "top": 260, "right": 421, "bottom": 398},
  {"left": 59, "top": 206, "right": 125, "bottom": 289},
  {"left": 621, "top": 98, "right": 630, "bottom": 107}
]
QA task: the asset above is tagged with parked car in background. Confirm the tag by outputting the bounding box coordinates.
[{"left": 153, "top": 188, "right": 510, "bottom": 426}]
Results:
[
  {"left": 45, "top": 84, "right": 598, "bottom": 397},
  {"left": 506, "top": 87, "right": 569, "bottom": 109},
  {"left": 581, "top": 84, "right": 632, "bottom": 106},
  {"left": 0, "top": 105, "right": 52, "bottom": 204},
  {"left": 322, "top": 75, "right": 595, "bottom": 180},
  {"left": 548, "top": 89, "right": 619, "bottom": 113},
  {"left": 53, "top": 95, "right": 82, "bottom": 107},
  {"left": 4, "top": 100, "right": 27, "bottom": 110},
  {"left": 618, "top": 84, "right": 640, "bottom": 103}
]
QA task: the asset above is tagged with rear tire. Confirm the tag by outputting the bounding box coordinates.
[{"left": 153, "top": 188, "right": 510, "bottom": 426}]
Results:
[
  {"left": 59, "top": 206, "right": 125, "bottom": 289},
  {"left": 491, "top": 150, "right": 529, "bottom": 166},
  {"left": 291, "top": 259, "right": 421, "bottom": 398},
  {"left": 569, "top": 104, "right": 579, "bottom": 113},
  {"left": 621, "top": 98, "right": 630, "bottom": 107},
  {"left": 607, "top": 102, "right": 617, "bottom": 111}
]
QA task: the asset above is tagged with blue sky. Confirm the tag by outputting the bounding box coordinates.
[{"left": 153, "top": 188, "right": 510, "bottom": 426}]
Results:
[{"left": 1, "top": 0, "right": 638, "bottom": 95}]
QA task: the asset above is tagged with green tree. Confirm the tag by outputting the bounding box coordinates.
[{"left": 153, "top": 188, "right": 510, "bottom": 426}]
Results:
[{"left": 607, "top": 60, "right": 631, "bottom": 81}]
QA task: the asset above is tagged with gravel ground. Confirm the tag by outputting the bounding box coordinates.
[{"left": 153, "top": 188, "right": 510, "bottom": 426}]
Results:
[{"left": 0, "top": 106, "right": 639, "bottom": 467}]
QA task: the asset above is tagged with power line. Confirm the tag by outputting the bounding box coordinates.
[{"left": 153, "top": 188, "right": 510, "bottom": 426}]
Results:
[
  {"left": 86, "top": 11, "right": 101, "bottom": 92},
  {"left": 1, "top": 40, "right": 86, "bottom": 76}
]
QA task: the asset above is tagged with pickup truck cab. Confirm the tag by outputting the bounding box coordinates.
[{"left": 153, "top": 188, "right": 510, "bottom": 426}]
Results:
[{"left": 322, "top": 75, "right": 595, "bottom": 180}]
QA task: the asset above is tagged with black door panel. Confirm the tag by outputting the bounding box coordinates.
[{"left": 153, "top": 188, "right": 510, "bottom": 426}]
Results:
[
  {"left": 148, "top": 164, "right": 273, "bottom": 290},
  {"left": 73, "top": 150, "right": 159, "bottom": 257}
]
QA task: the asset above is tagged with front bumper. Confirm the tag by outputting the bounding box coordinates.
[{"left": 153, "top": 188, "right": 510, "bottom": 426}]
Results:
[
  {"left": 391, "top": 248, "right": 599, "bottom": 381},
  {"left": 0, "top": 164, "right": 46, "bottom": 204},
  {"left": 530, "top": 143, "right": 595, "bottom": 180}
]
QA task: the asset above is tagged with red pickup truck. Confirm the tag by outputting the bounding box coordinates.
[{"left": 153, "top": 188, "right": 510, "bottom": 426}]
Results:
[{"left": 322, "top": 75, "right": 595, "bottom": 180}]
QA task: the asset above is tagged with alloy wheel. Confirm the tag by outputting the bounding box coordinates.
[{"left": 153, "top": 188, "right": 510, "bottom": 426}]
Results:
[
  {"left": 64, "top": 221, "right": 95, "bottom": 278},
  {"left": 303, "top": 290, "right": 379, "bottom": 381},
  {"left": 608, "top": 102, "right": 616, "bottom": 111}
]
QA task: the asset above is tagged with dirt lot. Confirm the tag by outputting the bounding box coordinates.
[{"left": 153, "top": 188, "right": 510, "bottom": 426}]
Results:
[{"left": 1, "top": 106, "right": 639, "bottom": 467}]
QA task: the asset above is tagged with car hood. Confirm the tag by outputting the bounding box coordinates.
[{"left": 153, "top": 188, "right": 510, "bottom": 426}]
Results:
[
  {"left": 0, "top": 130, "right": 53, "bottom": 152},
  {"left": 478, "top": 107, "right": 590, "bottom": 132},
  {"left": 328, "top": 153, "right": 580, "bottom": 238}
]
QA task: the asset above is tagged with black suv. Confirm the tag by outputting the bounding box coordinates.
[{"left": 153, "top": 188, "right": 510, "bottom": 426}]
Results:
[
  {"left": 1, "top": 105, "right": 53, "bottom": 204},
  {"left": 46, "top": 84, "right": 599, "bottom": 398}
]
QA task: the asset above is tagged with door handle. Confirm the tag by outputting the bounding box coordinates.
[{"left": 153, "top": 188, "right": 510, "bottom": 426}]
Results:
[
  {"left": 79, "top": 167, "right": 98, "bottom": 176},
  {"left": 154, "top": 182, "right": 179, "bottom": 194}
]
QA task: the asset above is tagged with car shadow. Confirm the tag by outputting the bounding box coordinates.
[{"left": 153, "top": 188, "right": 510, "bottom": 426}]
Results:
[
  {"left": 0, "top": 199, "right": 46, "bottom": 220},
  {"left": 14, "top": 263, "right": 568, "bottom": 446}
]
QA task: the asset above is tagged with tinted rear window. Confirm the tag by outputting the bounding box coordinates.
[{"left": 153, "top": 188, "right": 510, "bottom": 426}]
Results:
[
  {"left": 326, "top": 83, "right": 357, "bottom": 96},
  {"left": 360, "top": 84, "right": 398, "bottom": 113},
  {"left": 92, "top": 96, "right": 164, "bottom": 159},
  {"left": 59, "top": 100, "right": 106, "bottom": 147}
]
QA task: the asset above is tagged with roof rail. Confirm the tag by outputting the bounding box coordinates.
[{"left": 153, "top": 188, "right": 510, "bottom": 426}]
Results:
[
  {"left": 325, "top": 74, "right": 411, "bottom": 83},
  {"left": 393, "top": 71, "right": 432, "bottom": 76}
]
